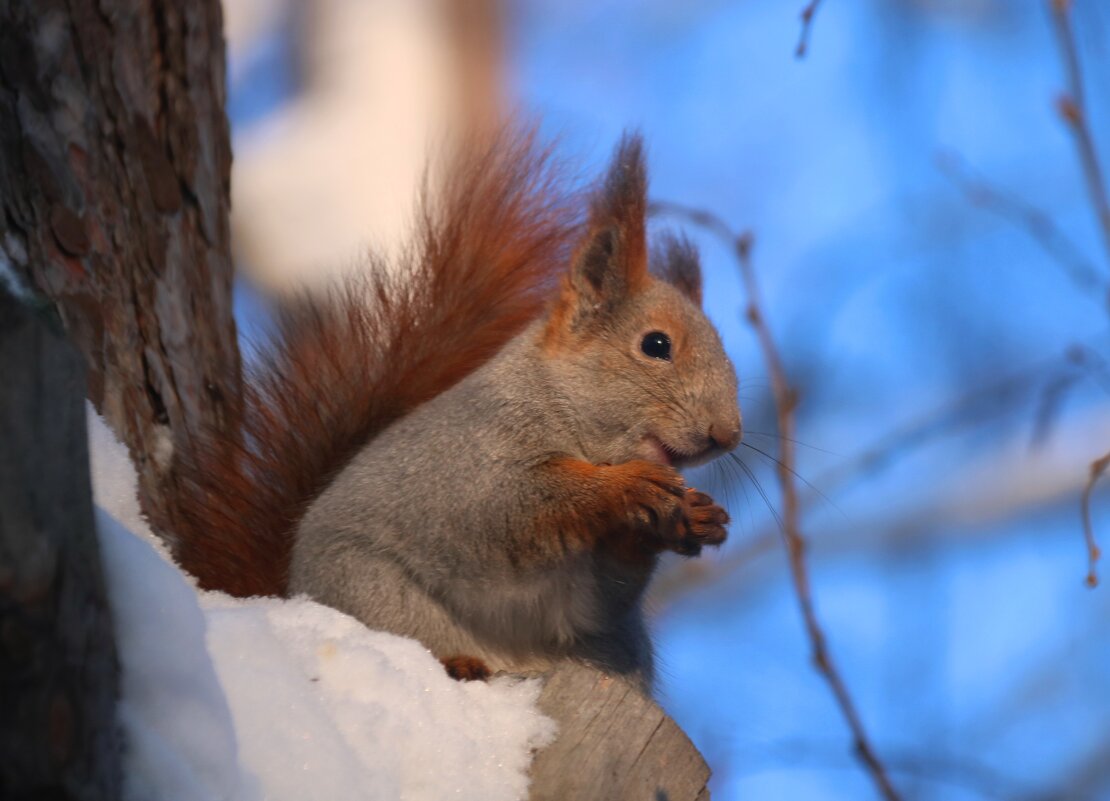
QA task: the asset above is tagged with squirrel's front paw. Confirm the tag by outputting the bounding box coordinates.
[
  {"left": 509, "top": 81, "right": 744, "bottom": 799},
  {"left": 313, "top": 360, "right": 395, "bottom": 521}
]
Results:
[
  {"left": 667, "top": 489, "right": 729, "bottom": 557},
  {"left": 612, "top": 460, "right": 687, "bottom": 535}
]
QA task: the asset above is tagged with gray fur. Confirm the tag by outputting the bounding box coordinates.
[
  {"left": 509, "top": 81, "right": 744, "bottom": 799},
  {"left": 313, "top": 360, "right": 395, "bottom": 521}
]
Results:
[{"left": 290, "top": 280, "right": 740, "bottom": 693}]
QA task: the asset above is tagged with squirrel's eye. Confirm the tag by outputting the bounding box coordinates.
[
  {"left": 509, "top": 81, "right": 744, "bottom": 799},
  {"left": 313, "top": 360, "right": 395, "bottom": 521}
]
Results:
[{"left": 640, "top": 331, "right": 672, "bottom": 361}]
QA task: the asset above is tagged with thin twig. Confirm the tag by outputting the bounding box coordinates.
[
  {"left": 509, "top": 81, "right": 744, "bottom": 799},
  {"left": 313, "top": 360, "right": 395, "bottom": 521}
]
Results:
[
  {"left": 748, "top": 740, "right": 1022, "bottom": 801},
  {"left": 936, "top": 151, "right": 1105, "bottom": 296},
  {"left": 1048, "top": 0, "right": 1110, "bottom": 586},
  {"left": 1080, "top": 450, "right": 1108, "bottom": 587},
  {"left": 796, "top": 0, "right": 825, "bottom": 59},
  {"left": 1049, "top": 0, "right": 1110, "bottom": 270},
  {"left": 735, "top": 232, "right": 901, "bottom": 801},
  {"left": 1029, "top": 344, "right": 1110, "bottom": 447},
  {"left": 653, "top": 199, "right": 902, "bottom": 801},
  {"left": 1029, "top": 372, "right": 1081, "bottom": 448}
]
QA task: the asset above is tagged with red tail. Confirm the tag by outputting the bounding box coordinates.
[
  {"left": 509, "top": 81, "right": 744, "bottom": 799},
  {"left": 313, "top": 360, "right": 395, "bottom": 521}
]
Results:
[{"left": 174, "top": 131, "right": 582, "bottom": 596}]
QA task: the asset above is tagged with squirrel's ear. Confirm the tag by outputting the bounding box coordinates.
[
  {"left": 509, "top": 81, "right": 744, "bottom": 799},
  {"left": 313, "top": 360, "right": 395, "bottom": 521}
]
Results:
[
  {"left": 564, "top": 135, "right": 649, "bottom": 315},
  {"left": 651, "top": 231, "right": 703, "bottom": 306}
]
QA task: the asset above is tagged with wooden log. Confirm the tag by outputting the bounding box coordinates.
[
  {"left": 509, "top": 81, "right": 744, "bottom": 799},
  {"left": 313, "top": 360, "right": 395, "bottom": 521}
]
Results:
[{"left": 529, "top": 663, "right": 711, "bottom": 801}]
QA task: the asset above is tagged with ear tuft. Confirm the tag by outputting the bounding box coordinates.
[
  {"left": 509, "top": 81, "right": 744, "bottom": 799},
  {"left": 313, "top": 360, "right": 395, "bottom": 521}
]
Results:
[
  {"left": 566, "top": 134, "right": 650, "bottom": 302},
  {"left": 549, "top": 134, "right": 652, "bottom": 338},
  {"left": 651, "top": 231, "right": 703, "bottom": 305},
  {"left": 596, "top": 134, "right": 647, "bottom": 238}
]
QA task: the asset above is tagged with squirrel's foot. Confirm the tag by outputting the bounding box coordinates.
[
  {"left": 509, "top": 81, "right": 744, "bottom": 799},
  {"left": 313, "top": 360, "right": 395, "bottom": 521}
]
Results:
[
  {"left": 442, "top": 655, "right": 492, "bottom": 682},
  {"left": 668, "top": 488, "right": 729, "bottom": 557}
]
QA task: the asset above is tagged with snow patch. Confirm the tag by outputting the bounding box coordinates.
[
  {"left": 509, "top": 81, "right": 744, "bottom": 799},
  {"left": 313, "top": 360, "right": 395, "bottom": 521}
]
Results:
[
  {"left": 98, "top": 509, "right": 258, "bottom": 801},
  {"left": 89, "top": 409, "right": 555, "bottom": 801},
  {"left": 202, "top": 595, "right": 554, "bottom": 801}
]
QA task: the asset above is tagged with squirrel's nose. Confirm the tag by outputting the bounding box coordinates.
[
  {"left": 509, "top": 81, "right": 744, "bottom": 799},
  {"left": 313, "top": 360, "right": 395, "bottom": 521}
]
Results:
[{"left": 708, "top": 421, "right": 742, "bottom": 453}]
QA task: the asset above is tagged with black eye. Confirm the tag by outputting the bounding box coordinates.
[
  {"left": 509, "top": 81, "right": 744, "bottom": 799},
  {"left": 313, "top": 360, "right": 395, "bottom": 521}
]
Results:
[{"left": 640, "top": 331, "right": 672, "bottom": 361}]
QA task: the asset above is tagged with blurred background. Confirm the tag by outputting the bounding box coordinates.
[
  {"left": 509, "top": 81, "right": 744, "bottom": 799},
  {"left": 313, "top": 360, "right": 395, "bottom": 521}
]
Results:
[{"left": 219, "top": 1, "right": 1110, "bottom": 798}]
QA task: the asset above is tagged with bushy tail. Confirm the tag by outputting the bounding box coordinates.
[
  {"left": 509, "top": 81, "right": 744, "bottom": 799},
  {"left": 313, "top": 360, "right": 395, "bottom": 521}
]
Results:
[{"left": 175, "top": 131, "right": 582, "bottom": 596}]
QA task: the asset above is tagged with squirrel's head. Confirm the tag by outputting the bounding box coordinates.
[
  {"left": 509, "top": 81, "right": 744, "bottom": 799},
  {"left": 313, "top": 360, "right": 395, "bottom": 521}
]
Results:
[{"left": 542, "top": 135, "right": 742, "bottom": 469}]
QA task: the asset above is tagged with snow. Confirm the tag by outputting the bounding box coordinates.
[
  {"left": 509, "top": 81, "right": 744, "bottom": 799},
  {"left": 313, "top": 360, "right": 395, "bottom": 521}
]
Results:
[
  {"left": 88, "top": 408, "right": 556, "bottom": 801},
  {"left": 202, "top": 596, "right": 552, "bottom": 801},
  {"left": 97, "top": 510, "right": 254, "bottom": 801}
]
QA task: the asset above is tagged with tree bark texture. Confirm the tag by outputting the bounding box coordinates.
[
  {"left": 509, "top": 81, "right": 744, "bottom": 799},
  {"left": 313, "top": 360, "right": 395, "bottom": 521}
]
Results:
[
  {"left": 0, "top": 291, "right": 121, "bottom": 801},
  {"left": 0, "top": 0, "right": 241, "bottom": 543}
]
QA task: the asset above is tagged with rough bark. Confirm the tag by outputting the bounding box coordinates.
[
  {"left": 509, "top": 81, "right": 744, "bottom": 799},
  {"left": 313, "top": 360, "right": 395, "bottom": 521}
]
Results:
[
  {"left": 529, "top": 663, "right": 712, "bottom": 801},
  {"left": 0, "top": 0, "right": 240, "bottom": 544},
  {"left": 0, "top": 291, "right": 121, "bottom": 800}
]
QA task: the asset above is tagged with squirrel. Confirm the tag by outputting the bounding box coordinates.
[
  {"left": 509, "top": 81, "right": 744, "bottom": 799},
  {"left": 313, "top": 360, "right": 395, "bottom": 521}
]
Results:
[{"left": 174, "top": 130, "right": 741, "bottom": 692}]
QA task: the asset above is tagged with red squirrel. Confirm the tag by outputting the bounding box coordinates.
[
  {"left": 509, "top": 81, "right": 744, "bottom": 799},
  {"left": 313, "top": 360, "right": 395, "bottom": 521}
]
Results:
[{"left": 175, "top": 131, "right": 741, "bottom": 692}]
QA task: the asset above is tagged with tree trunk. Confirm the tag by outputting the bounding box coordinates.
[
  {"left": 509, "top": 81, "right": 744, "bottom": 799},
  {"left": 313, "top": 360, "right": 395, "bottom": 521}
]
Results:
[
  {"left": 0, "top": 291, "right": 121, "bottom": 800},
  {"left": 0, "top": 0, "right": 241, "bottom": 544}
]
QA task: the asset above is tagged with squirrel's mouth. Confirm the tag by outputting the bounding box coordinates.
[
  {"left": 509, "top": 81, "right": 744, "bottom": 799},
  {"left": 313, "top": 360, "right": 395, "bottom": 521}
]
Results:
[{"left": 642, "top": 435, "right": 714, "bottom": 469}]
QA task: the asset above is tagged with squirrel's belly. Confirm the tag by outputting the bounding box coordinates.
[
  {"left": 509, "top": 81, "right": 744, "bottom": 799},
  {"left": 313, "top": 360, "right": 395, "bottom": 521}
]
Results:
[{"left": 292, "top": 523, "right": 652, "bottom": 674}]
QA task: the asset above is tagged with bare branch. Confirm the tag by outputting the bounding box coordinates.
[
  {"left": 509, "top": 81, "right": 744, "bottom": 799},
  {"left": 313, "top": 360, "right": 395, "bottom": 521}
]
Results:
[
  {"left": 746, "top": 740, "right": 1023, "bottom": 801},
  {"left": 1029, "top": 345, "right": 1110, "bottom": 447},
  {"left": 1080, "top": 450, "right": 1108, "bottom": 587},
  {"left": 653, "top": 199, "right": 903, "bottom": 801},
  {"left": 936, "top": 151, "right": 1105, "bottom": 297},
  {"left": 1047, "top": 0, "right": 1110, "bottom": 586},
  {"left": 735, "top": 232, "right": 901, "bottom": 801},
  {"left": 1049, "top": 0, "right": 1110, "bottom": 269},
  {"left": 796, "top": 0, "right": 825, "bottom": 59}
]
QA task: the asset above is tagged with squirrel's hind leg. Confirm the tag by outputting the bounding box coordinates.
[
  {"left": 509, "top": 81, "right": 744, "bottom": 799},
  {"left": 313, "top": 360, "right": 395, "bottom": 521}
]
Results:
[{"left": 441, "top": 655, "right": 492, "bottom": 681}]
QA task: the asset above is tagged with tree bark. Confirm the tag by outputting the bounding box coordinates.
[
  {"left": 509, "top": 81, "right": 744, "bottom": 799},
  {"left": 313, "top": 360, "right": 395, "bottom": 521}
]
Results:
[
  {"left": 0, "top": 291, "right": 121, "bottom": 800},
  {"left": 0, "top": 0, "right": 240, "bottom": 544}
]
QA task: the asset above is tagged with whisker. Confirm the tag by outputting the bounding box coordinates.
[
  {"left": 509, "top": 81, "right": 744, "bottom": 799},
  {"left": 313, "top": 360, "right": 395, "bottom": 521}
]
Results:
[
  {"left": 740, "top": 441, "right": 846, "bottom": 518},
  {"left": 742, "top": 429, "right": 839, "bottom": 456},
  {"left": 729, "top": 452, "right": 784, "bottom": 534},
  {"left": 719, "top": 454, "right": 756, "bottom": 534}
]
